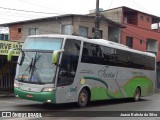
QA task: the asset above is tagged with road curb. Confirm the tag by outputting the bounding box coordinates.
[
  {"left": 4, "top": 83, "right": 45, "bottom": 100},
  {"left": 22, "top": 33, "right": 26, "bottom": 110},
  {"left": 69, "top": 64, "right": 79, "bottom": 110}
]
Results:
[{"left": 0, "top": 92, "right": 14, "bottom": 97}]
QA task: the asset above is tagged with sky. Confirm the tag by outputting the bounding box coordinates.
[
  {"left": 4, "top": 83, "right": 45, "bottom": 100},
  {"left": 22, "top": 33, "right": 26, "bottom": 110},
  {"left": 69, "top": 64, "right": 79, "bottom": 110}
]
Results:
[{"left": 0, "top": 0, "right": 160, "bottom": 32}]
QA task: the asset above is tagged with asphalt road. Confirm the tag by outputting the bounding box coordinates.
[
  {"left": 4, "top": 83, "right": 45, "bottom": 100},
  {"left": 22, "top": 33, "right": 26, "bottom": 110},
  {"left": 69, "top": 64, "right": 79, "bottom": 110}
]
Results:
[{"left": 0, "top": 93, "right": 160, "bottom": 120}]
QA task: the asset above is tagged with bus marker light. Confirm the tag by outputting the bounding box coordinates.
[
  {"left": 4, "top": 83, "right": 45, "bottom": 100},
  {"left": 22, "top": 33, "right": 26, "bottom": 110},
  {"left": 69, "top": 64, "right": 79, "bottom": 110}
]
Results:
[{"left": 80, "top": 78, "right": 85, "bottom": 85}]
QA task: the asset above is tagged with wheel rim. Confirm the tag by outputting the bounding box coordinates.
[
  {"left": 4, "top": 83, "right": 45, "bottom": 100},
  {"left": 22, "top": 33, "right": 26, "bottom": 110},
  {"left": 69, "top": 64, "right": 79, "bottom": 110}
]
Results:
[
  {"left": 78, "top": 89, "right": 88, "bottom": 106},
  {"left": 134, "top": 88, "right": 140, "bottom": 101}
]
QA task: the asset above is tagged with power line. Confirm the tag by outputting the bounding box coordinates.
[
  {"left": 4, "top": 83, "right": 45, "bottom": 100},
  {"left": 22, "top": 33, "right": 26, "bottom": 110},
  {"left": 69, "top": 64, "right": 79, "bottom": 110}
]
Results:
[
  {"left": 0, "top": 6, "right": 60, "bottom": 15},
  {"left": 0, "top": 12, "right": 37, "bottom": 19},
  {"left": 108, "top": 0, "right": 114, "bottom": 9},
  {"left": 127, "top": 0, "right": 149, "bottom": 12},
  {"left": 0, "top": 10, "right": 50, "bottom": 19},
  {"left": 17, "top": 0, "right": 68, "bottom": 15}
]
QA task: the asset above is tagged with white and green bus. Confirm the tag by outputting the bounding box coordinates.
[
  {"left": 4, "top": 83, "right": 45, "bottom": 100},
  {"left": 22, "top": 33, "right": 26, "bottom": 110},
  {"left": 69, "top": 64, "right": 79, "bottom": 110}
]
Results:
[{"left": 8, "top": 34, "right": 156, "bottom": 107}]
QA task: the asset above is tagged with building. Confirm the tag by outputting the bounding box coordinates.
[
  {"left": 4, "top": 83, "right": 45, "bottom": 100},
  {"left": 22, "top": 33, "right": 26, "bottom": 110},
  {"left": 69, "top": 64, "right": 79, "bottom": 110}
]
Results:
[
  {"left": 0, "top": 14, "right": 124, "bottom": 90},
  {"left": 0, "top": 25, "right": 22, "bottom": 91},
  {"left": 0, "top": 14, "right": 124, "bottom": 42},
  {"left": 102, "top": 6, "right": 160, "bottom": 88},
  {"left": 0, "top": 40, "right": 23, "bottom": 90}
]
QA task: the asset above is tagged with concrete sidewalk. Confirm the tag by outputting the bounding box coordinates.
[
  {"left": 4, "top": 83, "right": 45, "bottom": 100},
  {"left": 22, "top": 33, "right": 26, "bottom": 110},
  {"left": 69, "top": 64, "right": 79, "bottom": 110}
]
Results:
[{"left": 154, "top": 88, "right": 160, "bottom": 94}]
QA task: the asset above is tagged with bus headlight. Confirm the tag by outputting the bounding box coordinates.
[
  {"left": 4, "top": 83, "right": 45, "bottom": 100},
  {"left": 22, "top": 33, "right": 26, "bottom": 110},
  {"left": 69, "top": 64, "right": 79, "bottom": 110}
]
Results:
[
  {"left": 14, "top": 83, "right": 19, "bottom": 88},
  {"left": 42, "top": 87, "right": 55, "bottom": 92}
]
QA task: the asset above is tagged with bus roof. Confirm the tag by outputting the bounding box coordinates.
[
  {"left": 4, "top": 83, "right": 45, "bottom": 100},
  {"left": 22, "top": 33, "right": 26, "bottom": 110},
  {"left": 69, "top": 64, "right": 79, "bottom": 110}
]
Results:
[{"left": 28, "top": 34, "right": 156, "bottom": 58}]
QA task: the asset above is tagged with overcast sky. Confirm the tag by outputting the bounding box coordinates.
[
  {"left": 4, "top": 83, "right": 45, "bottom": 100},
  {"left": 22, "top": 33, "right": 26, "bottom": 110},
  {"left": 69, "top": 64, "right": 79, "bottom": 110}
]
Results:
[{"left": 0, "top": 0, "right": 160, "bottom": 25}]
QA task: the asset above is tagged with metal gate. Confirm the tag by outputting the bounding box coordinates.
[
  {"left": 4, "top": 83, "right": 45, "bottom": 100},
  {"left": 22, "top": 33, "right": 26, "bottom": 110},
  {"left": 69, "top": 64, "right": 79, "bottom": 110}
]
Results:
[{"left": 0, "top": 56, "right": 17, "bottom": 89}]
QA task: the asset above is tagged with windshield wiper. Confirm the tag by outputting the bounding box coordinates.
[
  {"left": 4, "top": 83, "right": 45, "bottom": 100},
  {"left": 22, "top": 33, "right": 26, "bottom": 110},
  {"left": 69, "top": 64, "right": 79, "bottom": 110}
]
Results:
[
  {"left": 23, "top": 58, "right": 33, "bottom": 72},
  {"left": 17, "top": 57, "right": 33, "bottom": 82},
  {"left": 29, "top": 53, "right": 42, "bottom": 83},
  {"left": 24, "top": 53, "right": 41, "bottom": 72}
]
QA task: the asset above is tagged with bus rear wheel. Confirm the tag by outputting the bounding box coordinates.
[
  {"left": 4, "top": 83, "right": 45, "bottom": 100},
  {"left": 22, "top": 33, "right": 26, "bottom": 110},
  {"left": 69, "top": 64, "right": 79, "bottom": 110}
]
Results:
[
  {"left": 78, "top": 88, "right": 89, "bottom": 107},
  {"left": 133, "top": 87, "right": 141, "bottom": 102}
]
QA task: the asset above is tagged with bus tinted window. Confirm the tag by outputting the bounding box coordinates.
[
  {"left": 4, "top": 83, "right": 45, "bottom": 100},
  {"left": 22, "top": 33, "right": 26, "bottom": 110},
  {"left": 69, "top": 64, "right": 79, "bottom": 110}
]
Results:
[
  {"left": 81, "top": 42, "right": 100, "bottom": 64},
  {"left": 81, "top": 42, "right": 115, "bottom": 65},
  {"left": 81, "top": 42, "right": 155, "bottom": 70},
  {"left": 115, "top": 49, "right": 155, "bottom": 70},
  {"left": 57, "top": 39, "right": 81, "bottom": 86}
]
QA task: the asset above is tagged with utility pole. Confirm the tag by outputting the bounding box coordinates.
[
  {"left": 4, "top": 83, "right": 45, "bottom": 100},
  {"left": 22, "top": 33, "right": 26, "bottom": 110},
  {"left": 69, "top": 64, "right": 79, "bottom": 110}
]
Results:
[{"left": 94, "top": 0, "right": 100, "bottom": 39}]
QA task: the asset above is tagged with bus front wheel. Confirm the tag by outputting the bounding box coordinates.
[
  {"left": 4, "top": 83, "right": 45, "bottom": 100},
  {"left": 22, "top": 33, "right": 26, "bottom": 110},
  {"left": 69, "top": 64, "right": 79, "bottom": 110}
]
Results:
[
  {"left": 133, "top": 87, "right": 141, "bottom": 102},
  {"left": 78, "top": 88, "right": 89, "bottom": 107}
]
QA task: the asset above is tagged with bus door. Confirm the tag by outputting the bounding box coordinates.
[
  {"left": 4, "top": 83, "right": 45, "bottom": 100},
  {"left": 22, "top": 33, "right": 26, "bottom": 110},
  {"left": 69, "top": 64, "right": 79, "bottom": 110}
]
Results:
[{"left": 56, "top": 39, "right": 81, "bottom": 103}]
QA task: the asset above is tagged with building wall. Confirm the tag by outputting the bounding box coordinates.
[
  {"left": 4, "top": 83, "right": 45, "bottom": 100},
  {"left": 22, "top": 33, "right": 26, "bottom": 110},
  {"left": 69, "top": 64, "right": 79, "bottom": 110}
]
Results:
[
  {"left": 73, "top": 16, "right": 94, "bottom": 38},
  {"left": 72, "top": 16, "right": 108, "bottom": 39},
  {"left": 103, "top": 7, "right": 123, "bottom": 23},
  {"left": 106, "top": 7, "right": 160, "bottom": 61},
  {"left": 22, "top": 19, "right": 62, "bottom": 41},
  {"left": 9, "top": 24, "right": 22, "bottom": 41},
  {"left": 108, "top": 27, "right": 121, "bottom": 43},
  {"left": 137, "top": 13, "right": 152, "bottom": 29},
  {"left": 8, "top": 16, "right": 110, "bottom": 41},
  {"left": 99, "top": 20, "right": 109, "bottom": 39},
  {"left": 121, "top": 24, "right": 160, "bottom": 61}
]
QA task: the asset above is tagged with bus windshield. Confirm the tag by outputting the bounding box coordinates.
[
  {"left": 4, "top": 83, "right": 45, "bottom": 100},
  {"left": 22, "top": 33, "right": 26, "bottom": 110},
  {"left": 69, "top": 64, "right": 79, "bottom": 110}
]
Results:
[
  {"left": 22, "top": 37, "right": 63, "bottom": 50},
  {"left": 15, "top": 37, "right": 63, "bottom": 84}
]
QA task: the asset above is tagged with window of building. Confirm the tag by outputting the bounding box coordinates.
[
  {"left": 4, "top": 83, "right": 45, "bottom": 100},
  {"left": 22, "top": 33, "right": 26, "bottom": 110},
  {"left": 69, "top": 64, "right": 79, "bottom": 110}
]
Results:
[
  {"left": 123, "top": 13, "right": 138, "bottom": 25},
  {"left": 18, "top": 28, "right": 21, "bottom": 33},
  {"left": 146, "top": 18, "right": 150, "bottom": 23},
  {"left": 0, "top": 34, "right": 8, "bottom": 40},
  {"left": 146, "top": 38, "right": 158, "bottom": 53},
  {"left": 61, "top": 25, "right": 73, "bottom": 35},
  {"left": 124, "top": 16, "right": 128, "bottom": 23},
  {"left": 140, "top": 16, "right": 144, "bottom": 20},
  {"left": 126, "top": 36, "right": 133, "bottom": 48},
  {"left": 29, "top": 28, "right": 39, "bottom": 35},
  {"left": 140, "top": 40, "right": 143, "bottom": 45},
  {"left": 79, "top": 26, "right": 88, "bottom": 38},
  {"left": 99, "top": 30, "right": 103, "bottom": 39},
  {"left": 92, "top": 27, "right": 103, "bottom": 38}
]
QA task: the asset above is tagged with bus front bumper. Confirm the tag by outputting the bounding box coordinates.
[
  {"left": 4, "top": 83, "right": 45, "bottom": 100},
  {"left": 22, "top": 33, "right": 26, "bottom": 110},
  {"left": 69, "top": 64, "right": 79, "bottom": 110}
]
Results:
[{"left": 14, "top": 87, "right": 56, "bottom": 103}]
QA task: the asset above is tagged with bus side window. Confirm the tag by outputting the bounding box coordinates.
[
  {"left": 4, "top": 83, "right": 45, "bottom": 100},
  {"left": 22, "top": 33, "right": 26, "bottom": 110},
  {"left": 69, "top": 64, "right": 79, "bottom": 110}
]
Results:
[{"left": 57, "top": 39, "right": 81, "bottom": 86}]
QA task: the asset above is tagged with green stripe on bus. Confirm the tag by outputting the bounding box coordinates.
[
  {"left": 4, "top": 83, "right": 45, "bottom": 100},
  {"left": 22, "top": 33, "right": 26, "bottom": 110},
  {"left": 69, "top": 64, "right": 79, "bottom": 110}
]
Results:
[
  {"left": 83, "top": 76, "right": 153, "bottom": 101},
  {"left": 83, "top": 76, "right": 108, "bottom": 89}
]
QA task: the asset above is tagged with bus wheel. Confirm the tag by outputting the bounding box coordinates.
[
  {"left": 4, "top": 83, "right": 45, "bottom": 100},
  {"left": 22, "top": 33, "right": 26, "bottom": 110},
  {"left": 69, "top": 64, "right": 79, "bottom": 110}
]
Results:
[
  {"left": 78, "top": 88, "right": 89, "bottom": 107},
  {"left": 133, "top": 87, "right": 141, "bottom": 102}
]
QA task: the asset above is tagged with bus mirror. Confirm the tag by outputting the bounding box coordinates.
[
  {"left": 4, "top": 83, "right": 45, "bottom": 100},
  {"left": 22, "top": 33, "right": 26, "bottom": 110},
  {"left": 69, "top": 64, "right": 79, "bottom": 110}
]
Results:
[
  {"left": 52, "top": 49, "right": 64, "bottom": 65},
  {"left": 7, "top": 49, "right": 14, "bottom": 61},
  {"left": 52, "top": 51, "right": 58, "bottom": 64}
]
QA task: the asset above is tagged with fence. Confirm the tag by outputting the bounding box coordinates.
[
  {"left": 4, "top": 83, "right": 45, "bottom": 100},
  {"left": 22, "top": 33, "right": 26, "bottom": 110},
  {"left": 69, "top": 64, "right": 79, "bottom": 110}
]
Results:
[{"left": 0, "top": 56, "right": 17, "bottom": 89}]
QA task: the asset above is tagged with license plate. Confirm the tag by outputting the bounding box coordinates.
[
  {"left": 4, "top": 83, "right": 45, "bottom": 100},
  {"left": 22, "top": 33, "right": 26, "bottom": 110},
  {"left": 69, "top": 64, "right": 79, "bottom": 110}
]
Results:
[{"left": 26, "top": 94, "right": 33, "bottom": 98}]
